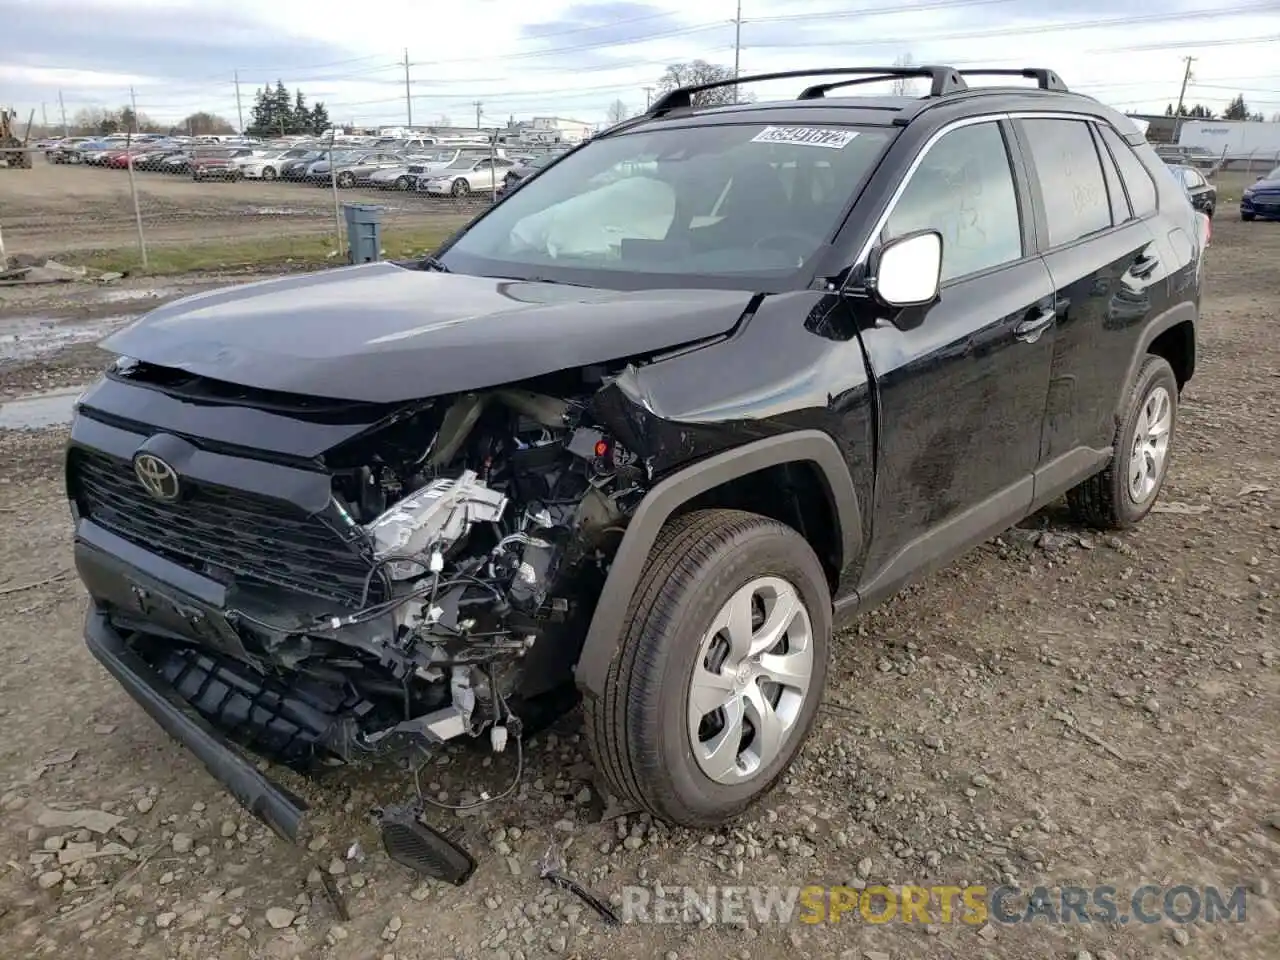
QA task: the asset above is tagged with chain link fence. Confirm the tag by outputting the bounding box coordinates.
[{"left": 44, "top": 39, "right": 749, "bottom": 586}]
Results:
[{"left": 0, "top": 129, "right": 542, "bottom": 275}]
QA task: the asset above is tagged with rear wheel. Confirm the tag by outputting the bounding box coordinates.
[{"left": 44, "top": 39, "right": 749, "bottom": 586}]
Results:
[
  {"left": 585, "top": 509, "right": 831, "bottom": 828},
  {"left": 1067, "top": 355, "right": 1178, "bottom": 529},
  {"left": 395, "top": 175, "right": 410, "bottom": 190}
]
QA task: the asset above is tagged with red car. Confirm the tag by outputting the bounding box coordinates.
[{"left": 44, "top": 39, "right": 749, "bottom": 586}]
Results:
[{"left": 105, "top": 150, "right": 144, "bottom": 169}]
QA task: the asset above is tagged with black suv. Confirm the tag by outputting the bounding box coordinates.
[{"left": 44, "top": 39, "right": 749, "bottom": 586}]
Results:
[{"left": 68, "top": 66, "right": 1205, "bottom": 855}]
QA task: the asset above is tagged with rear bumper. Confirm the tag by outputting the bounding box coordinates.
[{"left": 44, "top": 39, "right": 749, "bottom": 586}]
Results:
[{"left": 83, "top": 605, "right": 310, "bottom": 843}]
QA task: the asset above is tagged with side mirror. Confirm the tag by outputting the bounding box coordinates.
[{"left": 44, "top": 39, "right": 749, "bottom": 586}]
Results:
[{"left": 870, "top": 230, "right": 943, "bottom": 308}]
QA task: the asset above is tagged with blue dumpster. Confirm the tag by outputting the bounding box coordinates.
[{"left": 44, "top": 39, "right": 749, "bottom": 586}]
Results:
[{"left": 342, "top": 203, "right": 383, "bottom": 264}]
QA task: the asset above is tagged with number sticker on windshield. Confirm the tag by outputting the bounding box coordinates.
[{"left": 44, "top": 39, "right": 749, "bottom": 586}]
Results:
[{"left": 750, "top": 126, "right": 859, "bottom": 149}]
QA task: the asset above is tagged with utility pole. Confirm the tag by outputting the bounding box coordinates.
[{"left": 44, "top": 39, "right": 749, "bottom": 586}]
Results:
[
  {"left": 643, "top": 86, "right": 653, "bottom": 109},
  {"left": 1173, "top": 55, "right": 1196, "bottom": 140},
  {"left": 234, "top": 70, "right": 244, "bottom": 134},
  {"left": 41, "top": 102, "right": 48, "bottom": 135},
  {"left": 473, "top": 100, "right": 483, "bottom": 130},
  {"left": 58, "top": 89, "right": 68, "bottom": 136},
  {"left": 733, "top": 0, "right": 743, "bottom": 103},
  {"left": 403, "top": 49, "right": 413, "bottom": 129}
]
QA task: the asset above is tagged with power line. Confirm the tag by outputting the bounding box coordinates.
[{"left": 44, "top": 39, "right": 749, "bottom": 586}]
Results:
[{"left": 740, "top": 3, "right": 1279, "bottom": 51}]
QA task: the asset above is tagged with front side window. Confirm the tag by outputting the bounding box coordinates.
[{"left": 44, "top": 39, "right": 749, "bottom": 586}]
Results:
[
  {"left": 883, "top": 121, "right": 1023, "bottom": 283},
  {"left": 1021, "top": 118, "right": 1112, "bottom": 248},
  {"left": 441, "top": 123, "right": 893, "bottom": 285}
]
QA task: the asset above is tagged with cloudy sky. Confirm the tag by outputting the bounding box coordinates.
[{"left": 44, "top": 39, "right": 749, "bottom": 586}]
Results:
[{"left": 4, "top": 0, "right": 1279, "bottom": 130}]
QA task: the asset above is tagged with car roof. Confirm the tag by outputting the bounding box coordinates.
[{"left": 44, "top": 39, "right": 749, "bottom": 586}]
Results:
[{"left": 600, "top": 65, "right": 1142, "bottom": 143}]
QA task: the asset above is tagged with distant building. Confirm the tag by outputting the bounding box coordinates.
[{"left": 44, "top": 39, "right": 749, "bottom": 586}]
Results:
[{"left": 518, "top": 117, "right": 594, "bottom": 145}]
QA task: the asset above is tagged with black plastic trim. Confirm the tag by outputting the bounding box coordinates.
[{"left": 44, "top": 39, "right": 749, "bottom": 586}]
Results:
[
  {"left": 83, "top": 606, "right": 309, "bottom": 843},
  {"left": 574, "top": 430, "right": 861, "bottom": 697}
]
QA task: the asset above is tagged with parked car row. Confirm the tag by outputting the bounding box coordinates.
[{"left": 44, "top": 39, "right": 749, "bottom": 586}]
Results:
[{"left": 42, "top": 133, "right": 572, "bottom": 197}]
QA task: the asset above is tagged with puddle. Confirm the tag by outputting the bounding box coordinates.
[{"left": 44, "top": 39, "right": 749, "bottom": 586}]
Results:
[
  {"left": 0, "top": 315, "right": 132, "bottom": 362},
  {"left": 248, "top": 207, "right": 316, "bottom": 217},
  {"left": 92, "top": 287, "right": 183, "bottom": 304},
  {"left": 0, "top": 385, "right": 85, "bottom": 430}
]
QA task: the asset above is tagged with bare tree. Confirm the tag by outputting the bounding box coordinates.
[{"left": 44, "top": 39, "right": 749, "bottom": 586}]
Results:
[
  {"left": 656, "top": 60, "right": 754, "bottom": 107},
  {"left": 890, "top": 53, "right": 918, "bottom": 97},
  {"left": 606, "top": 99, "right": 630, "bottom": 124}
]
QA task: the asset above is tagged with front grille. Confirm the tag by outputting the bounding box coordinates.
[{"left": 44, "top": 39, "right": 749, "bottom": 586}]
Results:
[{"left": 70, "top": 448, "right": 375, "bottom": 606}]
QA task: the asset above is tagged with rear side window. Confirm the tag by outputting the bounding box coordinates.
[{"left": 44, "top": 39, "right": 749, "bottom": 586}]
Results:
[
  {"left": 1097, "top": 126, "right": 1158, "bottom": 218},
  {"left": 1021, "top": 118, "right": 1111, "bottom": 247}
]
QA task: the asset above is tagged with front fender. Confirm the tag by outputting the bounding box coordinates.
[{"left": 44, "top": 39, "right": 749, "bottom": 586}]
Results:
[{"left": 573, "top": 429, "right": 861, "bottom": 698}]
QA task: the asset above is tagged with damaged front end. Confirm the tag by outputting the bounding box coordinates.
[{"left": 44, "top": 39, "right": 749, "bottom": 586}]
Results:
[
  {"left": 69, "top": 362, "right": 653, "bottom": 821},
  {"left": 281, "top": 380, "right": 650, "bottom": 762}
]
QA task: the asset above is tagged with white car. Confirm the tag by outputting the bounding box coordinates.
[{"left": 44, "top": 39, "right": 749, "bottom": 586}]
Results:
[
  {"left": 417, "top": 157, "right": 517, "bottom": 197},
  {"left": 237, "top": 148, "right": 314, "bottom": 180}
]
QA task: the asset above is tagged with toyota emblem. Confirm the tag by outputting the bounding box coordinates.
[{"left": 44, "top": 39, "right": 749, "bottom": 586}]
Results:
[{"left": 133, "top": 453, "right": 181, "bottom": 502}]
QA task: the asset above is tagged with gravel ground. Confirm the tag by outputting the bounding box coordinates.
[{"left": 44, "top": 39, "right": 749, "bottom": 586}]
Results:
[{"left": 0, "top": 210, "right": 1277, "bottom": 960}]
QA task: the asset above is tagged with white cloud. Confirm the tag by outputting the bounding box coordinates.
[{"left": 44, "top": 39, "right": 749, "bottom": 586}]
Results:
[{"left": 6, "top": 0, "right": 1279, "bottom": 128}]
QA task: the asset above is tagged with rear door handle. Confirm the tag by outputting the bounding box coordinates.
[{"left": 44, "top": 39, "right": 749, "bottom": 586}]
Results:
[
  {"left": 1014, "top": 308, "right": 1055, "bottom": 344},
  {"left": 1130, "top": 253, "right": 1159, "bottom": 279}
]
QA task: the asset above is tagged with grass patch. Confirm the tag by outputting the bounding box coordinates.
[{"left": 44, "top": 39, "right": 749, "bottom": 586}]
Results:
[{"left": 58, "top": 225, "right": 457, "bottom": 276}]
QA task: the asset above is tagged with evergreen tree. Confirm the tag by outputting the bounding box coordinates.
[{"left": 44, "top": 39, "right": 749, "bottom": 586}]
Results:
[{"left": 310, "top": 102, "right": 331, "bottom": 135}]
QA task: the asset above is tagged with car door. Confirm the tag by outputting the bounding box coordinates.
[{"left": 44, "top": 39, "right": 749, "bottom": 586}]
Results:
[
  {"left": 853, "top": 118, "right": 1057, "bottom": 604},
  {"left": 469, "top": 158, "right": 493, "bottom": 189},
  {"left": 1011, "top": 117, "right": 1170, "bottom": 506}
]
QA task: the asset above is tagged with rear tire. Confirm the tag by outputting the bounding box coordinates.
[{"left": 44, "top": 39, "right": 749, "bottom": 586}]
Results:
[
  {"left": 1067, "top": 355, "right": 1178, "bottom": 529},
  {"left": 584, "top": 509, "right": 831, "bottom": 828}
]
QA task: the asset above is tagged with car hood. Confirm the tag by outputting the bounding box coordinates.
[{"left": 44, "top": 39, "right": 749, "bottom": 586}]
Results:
[
  {"left": 1248, "top": 177, "right": 1280, "bottom": 192},
  {"left": 101, "top": 262, "right": 757, "bottom": 403}
]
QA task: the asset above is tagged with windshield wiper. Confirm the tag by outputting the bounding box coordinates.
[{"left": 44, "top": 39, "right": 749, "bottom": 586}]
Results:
[{"left": 418, "top": 256, "right": 450, "bottom": 272}]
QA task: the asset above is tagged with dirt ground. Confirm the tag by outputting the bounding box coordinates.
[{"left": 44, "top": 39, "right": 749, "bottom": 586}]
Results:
[
  {"left": 0, "top": 210, "right": 1277, "bottom": 960},
  {"left": 0, "top": 162, "right": 480, "bottom": 257}
]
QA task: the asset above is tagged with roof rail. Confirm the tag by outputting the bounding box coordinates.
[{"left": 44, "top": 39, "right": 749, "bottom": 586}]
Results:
[
  {"left": 648, "top": 66, "right": 968, "bottom": 115},
  {"left": 957, "top": 68, "right": 1068, "bottom": 92}
]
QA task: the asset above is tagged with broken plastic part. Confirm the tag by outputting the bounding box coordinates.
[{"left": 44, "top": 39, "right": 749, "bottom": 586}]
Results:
[
  {"left": 363, "top": 470, "right": 508, "bottom": 578},
  {"left": 490, "top": 724, "right": 508, "bottom": 753}
]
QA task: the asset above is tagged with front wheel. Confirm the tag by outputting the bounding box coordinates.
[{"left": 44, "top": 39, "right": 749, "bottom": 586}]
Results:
[
  {"left": 1241, "top": 211, "right": 1255, "bottom": 221},
  {"left": 395, "top": 175, "right": 410, "bottom": 191},
  {"left": 1067, "top": 355, "right": 1178, "bottom": 529},
  {"left": 450, "top": 178, "right": 470, "bottom": 197},
  {"left": 585, "top": 509, "right": 831, "bottom": 828},
  {"left": 337, "top": 171, "right": 355, "bottom": 188},
  {"left": 261, "top": 166, "right": 277, "bottom": 180}
]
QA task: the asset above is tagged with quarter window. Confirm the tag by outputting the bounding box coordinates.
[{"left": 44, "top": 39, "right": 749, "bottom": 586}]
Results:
[
  {"left": 1091, "top": 126, "right": 1131, "bottom": 225},
  {"left": 1021, "top": 118, "right": 1112, "bottom": 247},
  {"left": 1097, "top": 125, "right": 1158, "bottom": 218},
  {"left": 883, "top": 121, "right": 1023, "bottom": 283}
]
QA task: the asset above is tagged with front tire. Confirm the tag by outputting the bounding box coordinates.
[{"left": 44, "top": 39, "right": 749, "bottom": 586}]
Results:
[
  {"left": 585, "top": 509, "right": 831, "bottom": 828},
  {"left": 1067, "top": 355, "right": 1178, "bottom": 529},
  {"left": 450, "top": 178, "right": 469, "bottom": 197},
  {"left": 262, "top": 166, "right": 277, "bottom": 180},
  {"left": 1242, "top": 211, "right": 1255, "bottom": 221}
]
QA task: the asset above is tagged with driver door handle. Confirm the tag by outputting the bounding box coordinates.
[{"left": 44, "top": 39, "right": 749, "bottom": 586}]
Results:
[{"left": 1014, "top": 308, "right": 1055, "bottom": 344}]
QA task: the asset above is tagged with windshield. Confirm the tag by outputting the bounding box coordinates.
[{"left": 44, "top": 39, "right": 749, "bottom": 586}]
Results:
[
  {"left": 441, "top": 122, "right": 892, "bottom": 286},
  {"left": 1263, "top": 167, "right": 1280, "bottom": 182}
]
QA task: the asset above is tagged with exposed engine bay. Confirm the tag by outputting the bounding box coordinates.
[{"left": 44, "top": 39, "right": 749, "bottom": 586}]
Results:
[{"left": 204, "top": 374, "right": 651, "bottom": 769}]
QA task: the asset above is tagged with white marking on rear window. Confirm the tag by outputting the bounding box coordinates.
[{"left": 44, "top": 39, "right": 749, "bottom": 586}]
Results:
[{"left": 750, "top": 126, "right": 859, "bottom": 149}]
